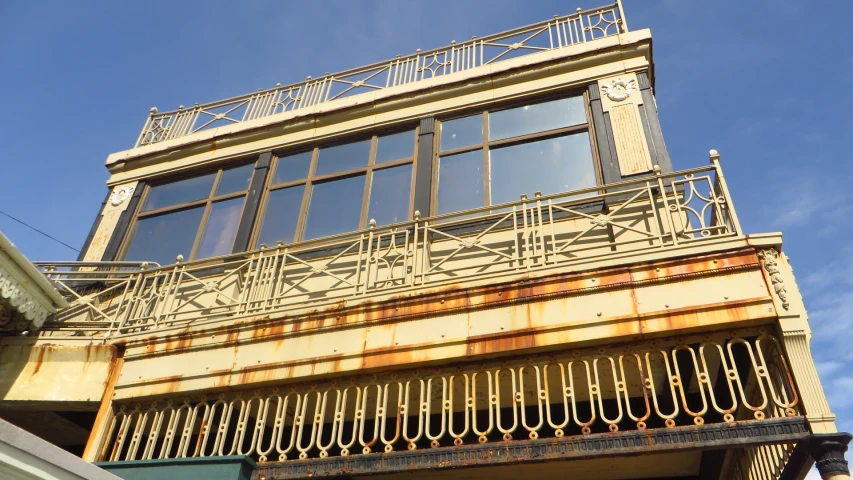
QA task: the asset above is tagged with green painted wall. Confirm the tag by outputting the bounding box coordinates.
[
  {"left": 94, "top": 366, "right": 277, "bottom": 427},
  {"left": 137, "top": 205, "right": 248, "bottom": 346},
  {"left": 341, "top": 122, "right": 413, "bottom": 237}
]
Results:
[{"left": 95, "top": 455, "right": 257, "bottom": 480}]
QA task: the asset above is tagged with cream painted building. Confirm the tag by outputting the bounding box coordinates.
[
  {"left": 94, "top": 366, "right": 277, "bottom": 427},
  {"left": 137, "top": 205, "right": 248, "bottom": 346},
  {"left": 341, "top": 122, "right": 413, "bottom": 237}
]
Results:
[{"left": 1, "top": 2, "right": 850, "bottom": 480}]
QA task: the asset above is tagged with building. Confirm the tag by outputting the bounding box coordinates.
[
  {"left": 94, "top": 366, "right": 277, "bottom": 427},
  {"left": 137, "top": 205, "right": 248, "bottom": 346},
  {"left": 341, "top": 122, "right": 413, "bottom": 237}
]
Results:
[{"left": 1, "top": 2, "right": 850, "bottom": 479}]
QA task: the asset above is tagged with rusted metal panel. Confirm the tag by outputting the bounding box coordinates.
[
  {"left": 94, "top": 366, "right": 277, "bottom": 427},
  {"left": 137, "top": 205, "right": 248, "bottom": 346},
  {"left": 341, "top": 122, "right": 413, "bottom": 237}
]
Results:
[
  {"left": 0, "top": 344, "right": 116, "bottom": 407},
  {"left": 252, "top": 417, "right": 808, "bottom": 479},
  {"left": 111, "top": 248, "right": 774, "bottom": 399}
]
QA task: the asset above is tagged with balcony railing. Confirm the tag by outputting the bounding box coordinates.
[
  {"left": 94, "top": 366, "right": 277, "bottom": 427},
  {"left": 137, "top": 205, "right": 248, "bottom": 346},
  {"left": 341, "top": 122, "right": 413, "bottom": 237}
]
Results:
[
  {"left": 37, "top": 155, "right": 740, "bottom": 339},
  {"left": 134, "top": 2, "right": 626, "bottom": 147},
  {"left": 98, "top": 329, "right": 800, "bottom": 465}
]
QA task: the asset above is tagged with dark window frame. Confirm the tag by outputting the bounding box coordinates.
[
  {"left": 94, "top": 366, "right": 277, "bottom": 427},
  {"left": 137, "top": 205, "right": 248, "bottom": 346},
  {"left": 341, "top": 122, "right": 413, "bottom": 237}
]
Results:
[
  {"left": 252, "top": 126, "right": 420, "bottom": 247},
  {"left": 119, "top": 161, "right": 256, "bottom": 263},
  {"left": 431, "top": 90, "right": 602, "bottom": 216}
]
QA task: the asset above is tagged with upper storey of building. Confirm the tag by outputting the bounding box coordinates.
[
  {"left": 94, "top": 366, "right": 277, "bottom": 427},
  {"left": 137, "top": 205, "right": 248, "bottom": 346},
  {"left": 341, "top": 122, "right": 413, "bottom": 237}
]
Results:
[
  {"left": 30, "top": 2, "right": 753, "bottom": 344},
  {"left": 82, "top": 3, "right": 678, "bottom": 271}
]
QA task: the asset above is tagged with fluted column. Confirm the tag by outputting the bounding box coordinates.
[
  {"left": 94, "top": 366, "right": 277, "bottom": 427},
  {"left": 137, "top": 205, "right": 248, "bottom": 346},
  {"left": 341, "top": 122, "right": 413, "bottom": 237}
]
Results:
[{"left": 754, "top": 245, "right": 838, "bottom": 433}]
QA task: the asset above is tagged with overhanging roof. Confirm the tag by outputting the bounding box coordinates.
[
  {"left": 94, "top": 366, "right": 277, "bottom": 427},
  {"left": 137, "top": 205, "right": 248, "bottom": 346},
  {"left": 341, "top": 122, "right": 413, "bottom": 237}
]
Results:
[{"left": 0, "top": 232, "right": 68, "bottom": 332}]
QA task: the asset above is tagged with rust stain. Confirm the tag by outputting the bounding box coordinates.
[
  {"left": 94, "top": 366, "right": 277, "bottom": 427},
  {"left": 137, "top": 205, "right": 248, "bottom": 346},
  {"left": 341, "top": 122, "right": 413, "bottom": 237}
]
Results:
[
  {"left": 161, "top": 375, "right": 183, "bottom": 393},
  {"left": 466, "top": 328, "right": 537, "bottom": 357},
  {"left": 32, "top": 347, "right": 48, "bottom": 375}
]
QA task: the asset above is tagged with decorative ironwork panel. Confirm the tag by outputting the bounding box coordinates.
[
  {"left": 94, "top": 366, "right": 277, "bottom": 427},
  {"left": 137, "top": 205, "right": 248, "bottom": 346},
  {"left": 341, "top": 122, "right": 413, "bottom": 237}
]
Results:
[
  {"left": 134, "top": 3, "right": 626, "bottom": 147},
  {"left": 98, "top": 329, "right": 799, "bottom": 464},
  {"left": 39, "top": 160, "right": 741, "bottom": 337}
]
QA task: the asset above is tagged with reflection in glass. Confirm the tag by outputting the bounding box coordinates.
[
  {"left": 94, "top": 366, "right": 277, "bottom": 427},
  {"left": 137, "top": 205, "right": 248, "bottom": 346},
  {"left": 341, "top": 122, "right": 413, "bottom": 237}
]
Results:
[
  {"left": 124, "top": 207, "right": 205, "bottom": 266},
  {"left": 273, "top": 151, "right": 312, "bottom": 184},
  {"left": 368, "top": 165, "right": 412, "bottom": 226},
  {"left": 197, "top": 198, "right": 245, "bottom": 258},
  {"left": 304, "top": 175, "right": 366, "bottom": 239},
  {"left": 440, "top": 115, "right": 483, "bottom": 151},
  {"left": 437, "top": 150, "right": 483, "bottom": 214},
  {"left": 315, "top": 140, "right": 370, "bottom": 176},
  {"left": 143, "top": 174, "right": 215, "bottom": 211},
  {"left": 489, "top": 132, "right": 596, "bottom": 205},
  {"left": 376, "top": 131, "right": 415, "bottom": 164},
  {"left": 256, "top": 186, "right": 305, "bottom": 247},
  {"left": 489, "top": 97, "right": 587, "bottom": 141},
  {"left": 216, "top": 164, "right": 254, "bottom": 195}
]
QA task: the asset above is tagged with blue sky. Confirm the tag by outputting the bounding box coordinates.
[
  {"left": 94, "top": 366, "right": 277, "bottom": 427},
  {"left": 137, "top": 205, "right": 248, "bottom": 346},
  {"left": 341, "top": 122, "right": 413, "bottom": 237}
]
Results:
[{"left": 1, "top": 0, "right": 851, "bottom": 463}]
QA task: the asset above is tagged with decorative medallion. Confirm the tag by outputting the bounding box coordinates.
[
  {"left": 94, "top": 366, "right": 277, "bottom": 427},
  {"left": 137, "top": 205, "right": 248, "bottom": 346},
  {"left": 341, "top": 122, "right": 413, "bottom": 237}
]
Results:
[
  {"left": 758, "top": 249, "right": 790, "bottom": 310},
  {"left": 600, "top": 78, "right": 637, "bottom": 102},
  {"left": 110, "top": 185, "right": 135, "bottom": 207}
]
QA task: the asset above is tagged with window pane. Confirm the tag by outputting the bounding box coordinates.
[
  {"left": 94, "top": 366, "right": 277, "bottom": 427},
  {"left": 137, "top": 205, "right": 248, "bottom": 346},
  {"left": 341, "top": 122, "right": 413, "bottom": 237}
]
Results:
[
  {"left": 256, "top": 186, "right": 305, "bottom": 247},
  {"left": 440, "top": 114, "right": 482, "bottom": 151},
  {"left": 376, "top": 131, "right": 415, "bottom": 164},
  {"left": 196, "top": 198, "right": 245, "bottom": 258},
  {"left": 315, "top": 140, "right": 370, "bottom": 176},
  {"left": 489, "top": 97, "right": 587, "bottom": 141},
  {"left": 143, "top": 174, "right": 215, "bottom": 211},
  {"left": 368, "top": 165, "right": 412, "bottom": 226},
  {"left": 489, "top": 132, "right": 596, "bottom": 205},
  {"left": 273, "top": 151, "right": 312, "bottom": 184},
  {"left": 216, "top": 164, "right": 254, "bottom": 196},
  {"left": 124, "top": 207, "right": 205, "bottom": 266},
  {"left": 437, "top": 150, "right": 483, "bottom": 215},
  {"left": 304, "top": 175, "right": 365, "bottom": 239}
]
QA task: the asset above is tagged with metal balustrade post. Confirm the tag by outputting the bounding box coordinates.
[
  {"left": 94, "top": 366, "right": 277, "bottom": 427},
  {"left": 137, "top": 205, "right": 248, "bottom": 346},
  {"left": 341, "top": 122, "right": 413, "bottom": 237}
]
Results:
[
  {"left": 709, "top": 149, "right": 743, "bottom": 236},
  {"left": 653, "top": 164, "right": 680, "bottom": 246},
  {"left": 616, "top": 0, "right": 628, "bottom": 32}
]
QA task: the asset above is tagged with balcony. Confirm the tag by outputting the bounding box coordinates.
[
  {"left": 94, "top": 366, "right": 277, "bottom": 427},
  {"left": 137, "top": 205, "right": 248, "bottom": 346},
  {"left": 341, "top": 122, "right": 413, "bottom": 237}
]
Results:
[
  {"left": 38, "top": 154, "right": 739, "bottom": 339},
  {"left": 134, "top": 3, "right": 626, "bottom": 148},
  {"left": 95, "top": 327, "right": 804, "bottom": 479}
]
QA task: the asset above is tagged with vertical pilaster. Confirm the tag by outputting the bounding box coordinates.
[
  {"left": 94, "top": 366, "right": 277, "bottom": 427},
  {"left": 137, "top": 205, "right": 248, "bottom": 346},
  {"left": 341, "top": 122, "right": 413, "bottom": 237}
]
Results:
[
  {"left": 82, "top": 351, "right": 124, "bottom": 462},
  {"left": 755, "top": 246, "right": 838, "bottom": 434},
  {"left": 89, "top": 181, "right": 143, "bottom": 262},
  {"left": 413, "top": 117, "right": 435, "bottom": 216}
]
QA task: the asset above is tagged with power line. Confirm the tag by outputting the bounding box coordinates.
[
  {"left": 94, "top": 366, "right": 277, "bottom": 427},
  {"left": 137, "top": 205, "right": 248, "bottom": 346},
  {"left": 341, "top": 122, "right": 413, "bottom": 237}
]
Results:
[{"left": 0, "top": 209, "right": 80, "bottom": 253}]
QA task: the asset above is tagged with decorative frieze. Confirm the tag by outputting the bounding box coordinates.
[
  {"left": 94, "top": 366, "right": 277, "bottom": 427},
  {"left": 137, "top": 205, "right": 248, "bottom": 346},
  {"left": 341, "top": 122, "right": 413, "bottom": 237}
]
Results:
[
  {"left": 0, "top": 263, "right": 51, "bottom": 330},
  {"left": 758, "top": 248, "right": 790, "bottom": 310}
]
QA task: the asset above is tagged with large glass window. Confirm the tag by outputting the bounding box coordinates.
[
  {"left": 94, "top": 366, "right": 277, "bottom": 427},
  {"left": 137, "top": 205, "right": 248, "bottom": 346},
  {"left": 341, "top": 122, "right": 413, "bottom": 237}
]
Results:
[
  {"left": 257, "top": 129, "right": 417, "bottom": 246},
  {"left": 123, "top": 162, "right": 255, "bottom": 265},
  {"left": 436, "top": 95, "right": 596, "bottom": 214}
]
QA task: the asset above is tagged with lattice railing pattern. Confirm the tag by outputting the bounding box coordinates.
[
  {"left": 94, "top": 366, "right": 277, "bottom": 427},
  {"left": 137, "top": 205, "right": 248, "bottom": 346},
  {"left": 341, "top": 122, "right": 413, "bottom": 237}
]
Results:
[
  {"left": 134, "top": 3, "right": 625, "bottom": 147},
  {"left": 39, "top": 160, "right": 741, "bottom": 338},
  {"left": 98, "top": 329, "right": 799, "bottom": 463}
]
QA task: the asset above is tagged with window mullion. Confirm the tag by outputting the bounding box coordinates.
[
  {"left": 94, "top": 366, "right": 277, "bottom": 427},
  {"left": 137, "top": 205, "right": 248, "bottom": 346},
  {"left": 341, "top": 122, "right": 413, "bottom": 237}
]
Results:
[
  {"left": 482, "top": 111, "right": 490, "bottom": 209},
  {"left": 189, "top": 198, "right": 215, "bottom": 261},
  {"left": 360, "top": 137, "right": 379, "bottom": 228},
  {"left": 293, "top": 148, "right": 319, "bottom": 242}
]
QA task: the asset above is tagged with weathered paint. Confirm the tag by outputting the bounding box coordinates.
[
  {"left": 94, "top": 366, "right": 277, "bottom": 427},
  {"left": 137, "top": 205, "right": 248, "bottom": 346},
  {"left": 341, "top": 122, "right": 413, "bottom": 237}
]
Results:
[
  {"left": 111, "top": 248, "right": 776, "bottom": 400},
  {"left": 0, "top": 344, "right": 116, "bottom": 407}
]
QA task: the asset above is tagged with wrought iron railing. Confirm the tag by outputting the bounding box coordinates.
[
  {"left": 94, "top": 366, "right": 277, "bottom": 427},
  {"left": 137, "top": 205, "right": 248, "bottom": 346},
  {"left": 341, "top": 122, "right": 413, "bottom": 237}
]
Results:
[
  {"left": 98, "top": 329, "right": 799, "bottom": 463},
  {"left": 134, "top": 3, "right": 626, "bottom": 147},
  {"left": 38, "top": 156, "right": 740, "bottom": 338}
]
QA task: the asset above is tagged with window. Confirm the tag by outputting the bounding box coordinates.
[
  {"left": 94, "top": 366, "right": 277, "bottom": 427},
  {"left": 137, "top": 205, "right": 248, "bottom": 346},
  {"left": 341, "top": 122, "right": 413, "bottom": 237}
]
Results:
[
  {"left": 256, "top": 129, "right": 417, "bottom": 247},
  {"left": 435, "top": 95, "right": 597, "bottom": 215},
  {"left": 123, "top": 163, "right": 255, "bottom": 265}
]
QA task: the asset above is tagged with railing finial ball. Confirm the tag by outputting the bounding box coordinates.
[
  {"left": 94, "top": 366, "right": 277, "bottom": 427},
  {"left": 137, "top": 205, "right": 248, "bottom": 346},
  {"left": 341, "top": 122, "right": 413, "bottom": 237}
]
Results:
[
  {"left": 414, "top": 210, "right": 421, "bottom": 220},
  {"left": 176, "top": 254, "right": 184, "bottom": 263},
  {"left": 709, "top": 149, "right": 720, "bottom": 164},
  {"left": 140, "top": 262, "right": 149, "bottom": 270},
  {"left": 149, "top": 107, "right": 158, "bottom": 115},
  {"left": 369, "top": 219, "right": 377, "bottom": 228},
  {"left": 653, "top": 164, "right": 662, "bottom": 175}
]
